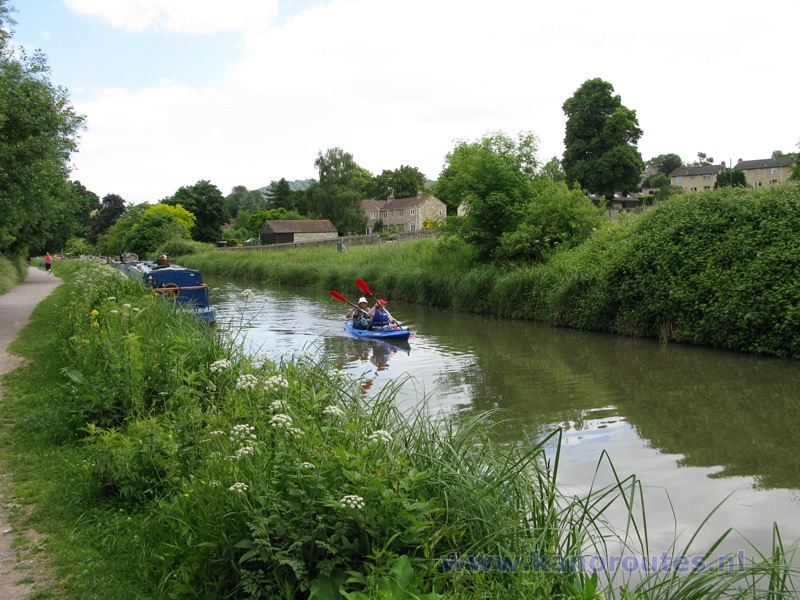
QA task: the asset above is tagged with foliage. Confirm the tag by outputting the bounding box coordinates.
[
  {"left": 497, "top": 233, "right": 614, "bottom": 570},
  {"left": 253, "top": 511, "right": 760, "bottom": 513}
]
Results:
[
  {"left": 65, "top": 236, "right": 93, "bottom": 256},
  {"left": 226, "top": 185, "right": 268, "bottom": 219},
  {"left": 125, "top": 210, "right": 191, "bottom": 258},
  {"left": 158, "top": 237, "right": 213, "bottom": 258},
  {"left": 368, "top": 165, "right": 428, "bottom": 200},
  {"left": 265, "top": 178, "right": 294, "bottom": 211},
  {"left": 562, "top": 78, "right": 644, "bottom": 197},
  {"left": 0, "top": 10, "right": 85, "bottom": 255},
  {"left": 307, "top": 147, "right": 369, "bottom": 235},
  {"left": 434, "top": 131, "right": 540, "bottom": 260},
  {"left": 646, "top": 153, "right": 683, "bottom": 176},
  {"left": 90, "top": 193, "right": 128, "bottom": 244},
  {"left": 714, "top": 169, "right": 748, "bottom": 189},
  {"left": 0, "top": 252, "right": 26, "bottom": 294},
  {"left": 162, "top": 180, "right": 228, "bottom": 243},
  {"left": 144, "top": 202, "right": 196, "bottom": 231},
  {"left": 494, "top": 180, "right": 605, "bottom": 263},
  {"left": 540, "top": 156, "right": 566, "bottom": 182}
]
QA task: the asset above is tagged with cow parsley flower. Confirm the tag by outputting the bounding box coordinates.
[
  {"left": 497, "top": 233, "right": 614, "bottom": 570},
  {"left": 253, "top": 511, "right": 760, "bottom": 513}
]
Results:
[
  {"left": 229, "top": 482, "right": 248, "bottom": 493},
  {"left": 236, "top": 373, "right": 259, "bottom": 390},
  {"left": 323, "top": 405, "right": 345, "bottom": 418},
  {"left": 367, "top": 429, "right": 393, "bottom": 444},
  {"left": 241, "top": 289, "right": 254, "bottom": 299},
  {"left": 210, "top": 359, "right": 232, "bottom": 373},
  {"left": 270, "top": 414, "right": 292, "bottom": 429},
  {"left": 299, "top": 462, "right": 315, "bottom": 470},
  {"left": 339, "top": 495, "right": 365, "bottom": 510}
]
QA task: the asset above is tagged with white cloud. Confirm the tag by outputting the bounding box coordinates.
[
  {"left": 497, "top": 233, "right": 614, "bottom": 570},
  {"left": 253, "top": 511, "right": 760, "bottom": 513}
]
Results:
[{"left": 66, "top": 0, "right": 800, "bottom": 203}]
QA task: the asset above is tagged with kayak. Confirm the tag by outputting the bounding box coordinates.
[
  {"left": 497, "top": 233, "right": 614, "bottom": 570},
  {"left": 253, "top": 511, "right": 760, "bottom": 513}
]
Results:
[{"left": 344, "top": 320, "right": 411, "bottom": 341}]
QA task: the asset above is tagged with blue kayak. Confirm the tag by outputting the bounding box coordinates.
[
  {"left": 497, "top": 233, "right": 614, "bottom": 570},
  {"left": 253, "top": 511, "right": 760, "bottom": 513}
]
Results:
[{"left": 344, "top": 320, "right": 411, "bottom": 341}]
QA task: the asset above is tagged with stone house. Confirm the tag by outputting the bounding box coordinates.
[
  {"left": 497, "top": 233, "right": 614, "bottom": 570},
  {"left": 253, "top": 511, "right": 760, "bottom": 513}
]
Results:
[
  {"left": 360, "top": 193, "right": 447, "bottom": 235},
  {"left": 259, "top": 220, "right": 338, "bottom": 245},
  {"left": 669, "top": 164, "right": 726, "bottom": 193},
  {"left": 732, "top": 157, "right": 795, "bottom": 188}
]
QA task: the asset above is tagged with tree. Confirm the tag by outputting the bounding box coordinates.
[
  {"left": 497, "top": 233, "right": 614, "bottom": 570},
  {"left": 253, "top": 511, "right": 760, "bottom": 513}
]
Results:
[
  {"left": 690, "top": 152, "right": 714, "bottom": 166},
  {"left": 540, "top": 156, "right": 566, "bottom": 182},
  {"left": 434, "top": 131, "right": 539, "bottom": 258},
  {"left": 0, "top": 2, "right": 85, "bottom": 256},
  {"left": 90, "top": 194, "right": 128, "bottom": 243},
  {"left": 269, "top": 178, "right": 294, "bottom": 211},
  {"left": 714, "top": 169, "right": 748, "bottom": 189},
  {"left": 562, "top": 78, "right": 644, "bottom": 197},
  {"left": 646, "top": 153, "right": 683, "bottom": 177},
  {"left": 306, "top": 148, "right": 369, "bottom": 235},
  {"left": 368, "top": 165, "right": 427, "bottom": 200},
  {"left": 162, "top": 180, "right": 228, "bottom": 243}
]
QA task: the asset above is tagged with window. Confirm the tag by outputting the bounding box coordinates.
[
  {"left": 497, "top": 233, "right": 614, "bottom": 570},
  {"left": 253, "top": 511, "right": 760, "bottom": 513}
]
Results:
[
  {"left": 370, "top": 212, "right": 377, "bottom": 220},
  {"left": 755, "top": 168, "right": 762, "bottom": 174},
  {"left": 690, "top": 187, "right": 698, "bottom": 192},
  {"left": 409, "top": 224, "right": 416, "bottom": 231},
  {"left": 397, "top": 209, "right": 403, "bottom": 216},
  {"left": 676, "top": 176, "right": 684, "bottom": 183},
  {"left": 689, "top": 175, "right": 696, "bottom": 180},
  {"left": 754, "top": 181, "right": 762, "bottom": 187},
  {"left": 770, "top": 180, "right": 778, "bottom": 185},
  {"left": 410, "top": 208, "right": 416, "bottom": 215},
  {"left": 770, "top": 167, "right": 778, "bottom": 174},
  {"left": 381, "top": 211, "right": 388, "bottom": 219},
  {"left": 703, "top": 186, "right": 711, "bottom": 190},
  {"left": 703, "top": 174, "right": 710, "bottom": 180}
]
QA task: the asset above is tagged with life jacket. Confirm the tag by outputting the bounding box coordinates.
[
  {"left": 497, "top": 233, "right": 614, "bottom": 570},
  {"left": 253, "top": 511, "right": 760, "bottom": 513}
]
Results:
[{"left": 372, "top": 307, "right": 390, "bottom": 327}]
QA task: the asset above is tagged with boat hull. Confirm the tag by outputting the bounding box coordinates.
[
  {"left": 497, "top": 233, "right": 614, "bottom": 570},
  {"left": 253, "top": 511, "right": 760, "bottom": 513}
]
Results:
[{"left": 344, "top": 320, "right": 411, "bottom": 341}]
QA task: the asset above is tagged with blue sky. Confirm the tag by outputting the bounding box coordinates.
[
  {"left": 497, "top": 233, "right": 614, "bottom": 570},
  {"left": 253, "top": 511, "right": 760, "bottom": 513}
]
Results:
[{"left": 8, "top": 0, "right": 800, "bottom": 204}]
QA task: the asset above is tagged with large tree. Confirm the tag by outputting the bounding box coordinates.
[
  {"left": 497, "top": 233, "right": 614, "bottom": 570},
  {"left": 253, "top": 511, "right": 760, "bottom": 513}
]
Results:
[
  {"left": 562, "top": 78, "right": 644, "bottom": 198},
  {"left": 434, "top": 131, "right": 539, "bottom": 258},
  {"left": 90, "top": 193, "right": 128, "bottom": 244},
  {"left": 306, "top": 148, "right": 369, "bottom": 235},
  {"left": 646, "top": 153, "right": 683, "bottom": 177},
  {"left": 0, "top": 2, "right": 85, "bottom": 255},
  {"left": 162, "top": 180, "right": 228, "bottom": 243},
  {"left": 368, "top": 165, "right": 427, "bottom": 200},
  {"left": 226, "top": 185, "right": 266, "bottom": 218},
  {"left": 266, "top": 178, "right": 294, "bottom": 211}
]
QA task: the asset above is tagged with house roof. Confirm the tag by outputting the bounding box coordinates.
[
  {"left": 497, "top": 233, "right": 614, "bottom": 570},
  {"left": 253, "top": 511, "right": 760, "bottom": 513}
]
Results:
[
  {"left": 261, "top": 220, "right": 338, "bottom": 234},
  {"left": 733, "top": 157, "right": 795, "bottom": 170},
  {"left": 669, "top": 164, "right": 725, "bottom": 177},
  {"left": 361, "top": 195, "right": 444, "bottom": 210}
]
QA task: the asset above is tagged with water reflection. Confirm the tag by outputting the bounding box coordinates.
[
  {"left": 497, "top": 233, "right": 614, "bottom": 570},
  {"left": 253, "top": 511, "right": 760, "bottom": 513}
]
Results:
[{"left": 206, "top": 277, "right": 800, "bottom": 557}]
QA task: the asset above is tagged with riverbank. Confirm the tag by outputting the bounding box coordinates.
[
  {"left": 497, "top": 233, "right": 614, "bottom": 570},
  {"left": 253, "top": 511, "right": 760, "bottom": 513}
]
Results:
[
  {"left": 181, "top": 182, "right": 800, "bottom": 360},
  {"left": 0, "top": 260, "right": 795, "bottom": 598}
]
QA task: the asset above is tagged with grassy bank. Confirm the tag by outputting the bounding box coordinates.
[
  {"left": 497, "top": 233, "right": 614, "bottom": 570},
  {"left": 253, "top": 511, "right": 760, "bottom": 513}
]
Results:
[
  {"left": 0, "top": 253, "right": 28, "bottom": 295},
  {"left": 181, "top": 183, "right": 800, "bottom": 359},
  {"left": 2, "top": 260, "right": 796, "bottom": 598}
]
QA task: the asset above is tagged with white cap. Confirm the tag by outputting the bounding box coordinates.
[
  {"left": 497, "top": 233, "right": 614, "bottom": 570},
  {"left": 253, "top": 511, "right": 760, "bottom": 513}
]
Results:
[{"left": 358, "top": 297, "right": 367, "bottom": 304}]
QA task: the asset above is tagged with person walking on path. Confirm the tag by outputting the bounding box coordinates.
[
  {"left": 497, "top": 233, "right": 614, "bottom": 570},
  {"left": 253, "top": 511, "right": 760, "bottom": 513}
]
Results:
[
  {"left": 0, "top": 266, "right": 62, "bottom": 598},
  {"left": 44, "top": 252, "right": 52, "bottom": 275}
]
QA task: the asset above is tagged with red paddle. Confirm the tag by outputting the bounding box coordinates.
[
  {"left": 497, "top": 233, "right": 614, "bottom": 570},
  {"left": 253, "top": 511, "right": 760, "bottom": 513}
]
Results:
[{"left": 330, "top": 290, "right": 368, "bottom": 317}]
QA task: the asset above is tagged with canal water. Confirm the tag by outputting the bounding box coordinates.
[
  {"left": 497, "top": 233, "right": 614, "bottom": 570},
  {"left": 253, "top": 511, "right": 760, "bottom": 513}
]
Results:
[{"left": 207, "top": 277, "right": 800, "bottom": 563}]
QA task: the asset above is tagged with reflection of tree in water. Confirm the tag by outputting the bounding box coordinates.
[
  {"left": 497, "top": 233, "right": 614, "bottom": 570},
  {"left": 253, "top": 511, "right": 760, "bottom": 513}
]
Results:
[{"left": 412, "top": 307, "right": 800, "bottom": 491}]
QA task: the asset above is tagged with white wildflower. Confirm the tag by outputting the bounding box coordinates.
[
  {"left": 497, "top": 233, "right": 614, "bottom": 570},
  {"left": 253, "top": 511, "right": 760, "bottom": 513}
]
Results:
[
  {"left": 367, "top": 430, "right": 393, "bottom": 444},
  {"left": 107, "top": 296, "right": 116, "bottom": 301},
  {"left": 270, "top": 414, "right": 292, "bottom": 429},
  {"left": 287, "top": 427, "right": 304, "bottom": 438},
  {"left": 241, "top": 289, "right": 254, "bottom": 298},
  {"left": 109, "top": 309, "right": 119, "bottom": 314},
  {"left": 323, "top": 405, "right": 346, "bottom": 418},
  {"left": 210, "top": 359, "right": 232, "bottom": 373},
  {"left": 299, "top": 462, "right": 315, "bottom": 470},
  {"left": 339, "top": 495, "right": 365, "bottom": 510},
  {"left": 235, "top": 373, "right": 259, "bottom": 390},
  {"left": 123, "top": 303, "right": 131, "bottom": 308},
  {"left": 264, "top": 375, "right": 289, "bottom": 391},
  {"left": 229, "top": 482, "right": 248, "bottom": 493},
  {"left": 234, "top": 445, "right": 256, "bottom": 459},
  {"left": 270, "top": 400, "right": 286, "bottom": 412}
]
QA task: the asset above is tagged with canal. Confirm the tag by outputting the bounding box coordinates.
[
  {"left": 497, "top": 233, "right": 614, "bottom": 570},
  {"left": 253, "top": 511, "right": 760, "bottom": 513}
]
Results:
[{"left": 207, "top": 276, "right": 800, "bottom": 562}]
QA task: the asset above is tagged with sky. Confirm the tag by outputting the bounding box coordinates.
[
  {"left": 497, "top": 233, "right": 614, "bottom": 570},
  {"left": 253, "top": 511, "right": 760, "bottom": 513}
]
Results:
[{"left": 10, "top": 0, "right": 800, "bottom": 204}]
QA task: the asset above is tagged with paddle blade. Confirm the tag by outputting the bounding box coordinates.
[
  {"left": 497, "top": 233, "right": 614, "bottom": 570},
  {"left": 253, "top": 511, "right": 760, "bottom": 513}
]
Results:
[
  {"left": 356, "top": 277, "right": 372, "bottom": 295},
  {"left": 330, "top": 290, "right": 347, "bottom": 303}
]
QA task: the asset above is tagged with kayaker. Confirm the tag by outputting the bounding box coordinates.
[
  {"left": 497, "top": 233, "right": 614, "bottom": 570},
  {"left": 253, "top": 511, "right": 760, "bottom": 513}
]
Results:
[
  {"left": 346, "top": 297, "right": 370, "bottom": 330},
  {"left": 369, "top": 299, "right": 396, "bottom": 329}
]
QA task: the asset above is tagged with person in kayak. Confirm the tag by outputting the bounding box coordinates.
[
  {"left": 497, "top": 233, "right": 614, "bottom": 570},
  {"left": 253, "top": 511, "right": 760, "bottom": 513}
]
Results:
[
  {"left": 346, "top": 297, "right": 371, "bottom": 330},
  {"left": 369, "top": 299, "right": 396, "bottom": 329}
]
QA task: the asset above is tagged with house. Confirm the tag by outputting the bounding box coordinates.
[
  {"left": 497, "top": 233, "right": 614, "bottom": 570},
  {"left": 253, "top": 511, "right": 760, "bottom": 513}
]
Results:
[
  {"left": 361, "top": 193, "right": 447, "bottom": 234},
  {"left": 259, "top": 220, "right": 338, "bottom": 245},
  {"left": 732, "top": 157, "right": 795, "bottom": 188},
  {"left": 669, "top": 164, "right": 726, "bottom": 193}
]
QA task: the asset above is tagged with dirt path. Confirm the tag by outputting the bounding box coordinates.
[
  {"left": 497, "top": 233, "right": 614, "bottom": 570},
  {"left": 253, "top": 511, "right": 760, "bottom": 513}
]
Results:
[{"left": 0, "top": 266, "right": 63, "bottom": 598}]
